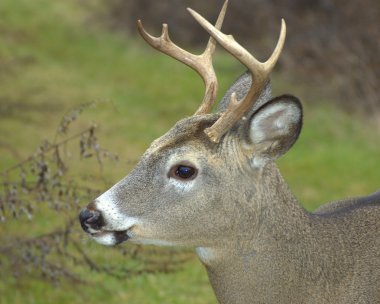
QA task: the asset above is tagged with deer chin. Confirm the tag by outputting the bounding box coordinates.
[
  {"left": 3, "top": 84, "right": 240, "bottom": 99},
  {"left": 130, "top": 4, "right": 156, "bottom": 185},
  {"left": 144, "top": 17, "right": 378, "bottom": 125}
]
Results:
[{"left": 90, "top": 230, "right": 130, "bottom": 246}]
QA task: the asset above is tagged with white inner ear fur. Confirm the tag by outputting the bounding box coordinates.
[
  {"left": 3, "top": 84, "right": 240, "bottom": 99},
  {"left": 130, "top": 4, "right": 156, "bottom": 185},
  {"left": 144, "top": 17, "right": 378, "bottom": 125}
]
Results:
[
  {"left": 249, "top": 102, "right": 301, "bottom": 167},
  {"left": 250, "top": 103, "right": 300, "bottom": 144}
]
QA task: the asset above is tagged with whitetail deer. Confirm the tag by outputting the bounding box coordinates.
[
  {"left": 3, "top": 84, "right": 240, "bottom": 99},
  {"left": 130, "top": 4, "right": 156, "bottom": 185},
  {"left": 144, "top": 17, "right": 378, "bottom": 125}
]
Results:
[{"left": 79, "top": 1, "right": 380, "bottom": 303}]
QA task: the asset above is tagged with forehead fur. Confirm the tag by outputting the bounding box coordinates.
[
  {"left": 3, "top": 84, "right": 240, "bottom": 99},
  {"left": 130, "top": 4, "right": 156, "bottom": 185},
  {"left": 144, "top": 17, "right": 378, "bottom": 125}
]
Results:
[{"left": 146, "top": 114, "right": 220, "bottom": 155}]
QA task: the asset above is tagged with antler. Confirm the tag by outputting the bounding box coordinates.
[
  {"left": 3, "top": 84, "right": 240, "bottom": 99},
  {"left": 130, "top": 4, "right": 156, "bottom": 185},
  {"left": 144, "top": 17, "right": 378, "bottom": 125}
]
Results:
[
  {"left": 188, "top": 9, "right": 286, "bottom": 143},
  {"left": 137, "top": 1, "right": 228, "bottom": 115}
]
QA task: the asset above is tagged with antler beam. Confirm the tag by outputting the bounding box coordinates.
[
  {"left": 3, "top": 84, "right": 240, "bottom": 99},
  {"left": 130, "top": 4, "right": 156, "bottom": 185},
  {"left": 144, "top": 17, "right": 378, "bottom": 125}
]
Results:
[
  {"left": 188, "top": 8, "right": 286, "bottom": 143},
  {"left": 137, "top": 0, "right": 228, "bottom": 115}
]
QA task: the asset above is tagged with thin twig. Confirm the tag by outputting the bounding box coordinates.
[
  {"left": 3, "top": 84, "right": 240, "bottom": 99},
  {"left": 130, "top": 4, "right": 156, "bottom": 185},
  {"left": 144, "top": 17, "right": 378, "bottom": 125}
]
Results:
[{"left": 0, "top": 126, "right": 96, "bottom": 176}]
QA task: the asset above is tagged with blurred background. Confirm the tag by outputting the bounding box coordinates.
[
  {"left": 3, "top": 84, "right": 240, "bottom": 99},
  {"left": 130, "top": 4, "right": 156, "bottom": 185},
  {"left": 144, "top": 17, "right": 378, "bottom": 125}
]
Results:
[{"left": 0, "top": 0, "right": 379, "bottom": 303}]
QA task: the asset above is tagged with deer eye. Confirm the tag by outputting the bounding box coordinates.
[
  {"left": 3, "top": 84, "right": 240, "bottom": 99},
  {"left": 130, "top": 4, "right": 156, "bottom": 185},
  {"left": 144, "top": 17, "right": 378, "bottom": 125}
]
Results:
[{"left": 169, "top": 164, "right": 198, "bottom": 180}]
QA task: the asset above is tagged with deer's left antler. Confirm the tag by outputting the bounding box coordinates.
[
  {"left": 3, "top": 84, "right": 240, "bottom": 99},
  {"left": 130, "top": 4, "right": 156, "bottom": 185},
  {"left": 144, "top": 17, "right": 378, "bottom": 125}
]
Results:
[{"left": 137, "top": 0, "right": 228, "bottom": 115}]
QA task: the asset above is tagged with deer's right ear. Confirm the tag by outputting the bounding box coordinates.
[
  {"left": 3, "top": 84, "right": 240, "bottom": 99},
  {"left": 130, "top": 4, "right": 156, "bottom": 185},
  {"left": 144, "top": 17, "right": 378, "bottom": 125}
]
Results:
[{"left": 246, "top": 95, "right": 303, "bottom": 167}]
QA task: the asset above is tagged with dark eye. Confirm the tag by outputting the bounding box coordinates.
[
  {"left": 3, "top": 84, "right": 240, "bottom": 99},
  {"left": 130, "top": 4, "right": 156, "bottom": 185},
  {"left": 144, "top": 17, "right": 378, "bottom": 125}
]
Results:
[{"left": 169, "top": 164, "right": 198, "bottom": 180}]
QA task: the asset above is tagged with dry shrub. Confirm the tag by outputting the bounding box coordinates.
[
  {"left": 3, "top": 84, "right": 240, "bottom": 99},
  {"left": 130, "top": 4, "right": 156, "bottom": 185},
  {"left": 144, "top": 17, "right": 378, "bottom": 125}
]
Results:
[{"left": 0, "top": 106, "right": 192, "bottom": 285}]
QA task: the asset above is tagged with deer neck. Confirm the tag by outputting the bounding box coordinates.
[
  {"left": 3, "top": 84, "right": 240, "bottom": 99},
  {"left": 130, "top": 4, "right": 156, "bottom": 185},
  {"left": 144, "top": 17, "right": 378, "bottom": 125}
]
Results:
[{"left": 196, "top": 163, "right": 311, "bottom": 304}]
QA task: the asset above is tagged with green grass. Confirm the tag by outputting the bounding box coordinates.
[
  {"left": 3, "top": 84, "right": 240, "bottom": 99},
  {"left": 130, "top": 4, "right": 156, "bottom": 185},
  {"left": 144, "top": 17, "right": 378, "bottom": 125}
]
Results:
[
  {"left": 0, "top": 261, "right": 213, "bottom": 304},
  {"left": 279, "top": 102, "right": 380, "bottom": 210},
  {"left": 0, "top": 0, "right": 379, "bottom": 303}
]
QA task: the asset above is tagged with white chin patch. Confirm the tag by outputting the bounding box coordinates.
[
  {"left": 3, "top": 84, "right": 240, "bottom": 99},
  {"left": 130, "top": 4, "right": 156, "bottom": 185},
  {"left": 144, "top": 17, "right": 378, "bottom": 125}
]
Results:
[
  {"left": 90, "top": 232, "right": 118, "bottom": 246},
  {"left": 94, "top": 189, "right": 140, "bottom": 231}
]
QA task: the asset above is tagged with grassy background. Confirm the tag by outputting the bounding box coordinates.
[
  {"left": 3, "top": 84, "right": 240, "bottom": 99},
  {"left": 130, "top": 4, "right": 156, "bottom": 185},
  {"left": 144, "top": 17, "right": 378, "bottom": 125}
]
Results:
[{"left": 0, "top": 0, "right": 379, "bottom": 303}]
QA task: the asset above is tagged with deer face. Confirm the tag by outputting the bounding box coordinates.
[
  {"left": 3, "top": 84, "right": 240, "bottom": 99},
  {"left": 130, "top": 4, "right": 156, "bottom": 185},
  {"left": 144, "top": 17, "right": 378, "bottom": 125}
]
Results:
[
  {"left": 79, "top": 1, "right": 302, "bottom": 247},
  {"left": 82, "top": 115, "right": 230, "bottom": 247},
  {"left": 79, "top": 95, "right": 302, "bottom": 247}
]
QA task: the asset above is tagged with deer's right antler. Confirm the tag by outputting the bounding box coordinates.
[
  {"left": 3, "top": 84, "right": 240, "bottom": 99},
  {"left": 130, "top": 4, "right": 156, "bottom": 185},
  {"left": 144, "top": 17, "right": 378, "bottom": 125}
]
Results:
[
  {"left": 188, "top": 9, "right": 286, "bottom": 143},
  {"left": 137, "top": 0, "right": 228, "bottom": 115}
]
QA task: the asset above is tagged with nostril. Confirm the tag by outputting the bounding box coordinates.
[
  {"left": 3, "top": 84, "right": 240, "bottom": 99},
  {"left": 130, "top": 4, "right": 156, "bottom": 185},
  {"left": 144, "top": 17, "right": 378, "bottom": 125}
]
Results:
[{"left": 79, "top": 208, "right": 104, "bottom": 232}]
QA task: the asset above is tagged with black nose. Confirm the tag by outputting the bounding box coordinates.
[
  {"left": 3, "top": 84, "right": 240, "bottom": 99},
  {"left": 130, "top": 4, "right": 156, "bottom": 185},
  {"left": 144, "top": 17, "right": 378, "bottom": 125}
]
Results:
[{"left": 79, "top": 208, "right": 104, "bottom": 233}]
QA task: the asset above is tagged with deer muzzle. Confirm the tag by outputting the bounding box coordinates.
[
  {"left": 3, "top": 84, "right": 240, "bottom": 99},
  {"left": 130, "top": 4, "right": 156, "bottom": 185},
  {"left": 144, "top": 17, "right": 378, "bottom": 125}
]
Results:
[
  {"left": 79, "top": 208, "right": 105, "bottom": 233},
  {"left": 78, "top": 200, "right": 133, "bottom": 246}
]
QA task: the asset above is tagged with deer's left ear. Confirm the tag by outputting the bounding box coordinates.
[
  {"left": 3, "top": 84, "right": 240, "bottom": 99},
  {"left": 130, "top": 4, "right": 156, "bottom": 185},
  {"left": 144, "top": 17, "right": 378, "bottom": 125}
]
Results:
[{"left": 245, "top": 95, "right": 303, "bottom": 166}]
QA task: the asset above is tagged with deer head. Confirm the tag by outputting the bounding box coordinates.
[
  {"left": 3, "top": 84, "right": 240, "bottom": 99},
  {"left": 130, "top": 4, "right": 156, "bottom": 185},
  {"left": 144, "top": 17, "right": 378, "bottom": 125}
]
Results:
[{"left": 79, "top": 0, "right": 302, "bottom": 249}]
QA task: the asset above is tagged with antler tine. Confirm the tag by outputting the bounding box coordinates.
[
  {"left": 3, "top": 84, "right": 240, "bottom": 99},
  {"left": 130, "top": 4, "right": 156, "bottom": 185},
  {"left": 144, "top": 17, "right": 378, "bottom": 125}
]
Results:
[
  {"left": 137, "top": 0, "right": 228, "bottom": 116},
  {"left": 194, "top": 0, "right": 228, "bottom": 115},
  {"left": 203, "top": 0, "right": 228, "bottom": 57},
  {"left": 188, "top": 8, "right": 286, "bottom": 143}
]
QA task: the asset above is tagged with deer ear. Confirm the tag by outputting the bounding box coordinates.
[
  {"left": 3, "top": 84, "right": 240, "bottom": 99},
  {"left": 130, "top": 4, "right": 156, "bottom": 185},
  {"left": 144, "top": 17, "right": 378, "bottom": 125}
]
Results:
[{"left": 246, "top": 95, "right": 302, "bottom": 166}]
